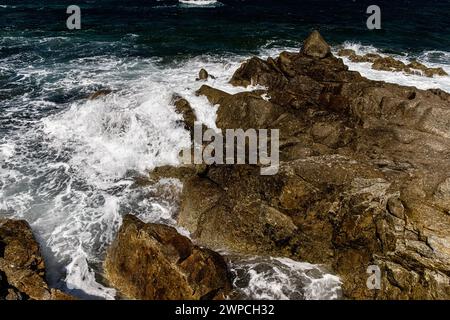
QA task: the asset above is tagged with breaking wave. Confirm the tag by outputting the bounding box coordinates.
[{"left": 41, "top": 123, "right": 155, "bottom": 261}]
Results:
[{"left": 335, "top": 42, "right": 450, "bottom": 92}]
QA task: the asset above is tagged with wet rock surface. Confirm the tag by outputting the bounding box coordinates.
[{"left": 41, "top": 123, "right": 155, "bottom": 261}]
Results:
[{"left": 148, "top": 31, "right": 450, "bottom": 299}]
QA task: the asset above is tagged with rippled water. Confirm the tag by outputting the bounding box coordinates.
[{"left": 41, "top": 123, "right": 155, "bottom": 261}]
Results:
[{"left": 1, "top": 0, "right": 449, "bottom": 299}]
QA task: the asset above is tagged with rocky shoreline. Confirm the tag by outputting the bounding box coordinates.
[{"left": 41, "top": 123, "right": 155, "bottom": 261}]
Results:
[{"left": 2, "top": 31, "right": 450, "bottom": 300}]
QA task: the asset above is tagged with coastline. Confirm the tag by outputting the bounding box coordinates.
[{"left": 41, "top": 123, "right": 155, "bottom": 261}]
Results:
[{"left": 1, "top": 31, "right": 446, "bottom": 298}]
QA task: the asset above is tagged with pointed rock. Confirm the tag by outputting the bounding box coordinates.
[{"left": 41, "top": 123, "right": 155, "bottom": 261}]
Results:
[{"left": 301, "top": 30, "right": 331, "bottom": 59}]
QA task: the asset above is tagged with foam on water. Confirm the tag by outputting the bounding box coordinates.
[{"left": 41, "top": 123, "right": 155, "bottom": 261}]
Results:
[
  {"left": 179, "top": 0, "right": 221, "bottom": 7},
  {"left": 0, "top": 48, "right": 268, "bottom": 299},
  {"left": 230, "top": 256, "right": 342, "bottom": 300},
  {"left": 335, "top": 42, "right": 450, "bottom": 93}
]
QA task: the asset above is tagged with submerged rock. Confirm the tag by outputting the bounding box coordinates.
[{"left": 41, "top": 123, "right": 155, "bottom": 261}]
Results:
[
  {"left": 197, "top": 68, "right": 209, "bottom": 81},
  {"left": 104, "top": 215, "right": 232, "bottom": 300},
  {"left": 0, "top": 219, "right": 74, "bottom": 300},
  {"left": 88, "top": 89, "right": 112, "bottom": 100}
]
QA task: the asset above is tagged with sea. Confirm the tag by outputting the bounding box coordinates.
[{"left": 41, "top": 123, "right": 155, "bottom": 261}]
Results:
[{"left": 1, "top": 0, "right": 449, "bottom": 299}]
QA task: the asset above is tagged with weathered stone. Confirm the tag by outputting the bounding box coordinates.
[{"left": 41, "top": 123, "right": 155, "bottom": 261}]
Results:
[
  {"left": 337, "top": 49, "right": 356, "bottom": 57},
  {"left": 150, "top": 32, "right": 450, "bottom": 300},
  {"left": 104, "top": 215, "right": 232, "bottom": 300},
  {"left": 198, "top": 68, "right": 209, "bottom": 81},
  {"left": 0, "top": 219, "right": 75, "bottom": 300},
  {"left": 300, "top": 30, "right": 331, "bottom": 59},
  {"left": 172, "top": 94, "right": 197, "bottom": 132}
]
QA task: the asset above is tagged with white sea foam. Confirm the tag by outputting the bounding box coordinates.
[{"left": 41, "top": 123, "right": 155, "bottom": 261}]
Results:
[
  {"left": 229, "top": 256, "right": 342, "bottom": 300},
  {"left": 179, "top": 0, "right": 221, "bottom": 7},
  {"left": 335, "top": 42, "right": 450, "bottom": 92},
  {"left": 0, "top": 142, "right": 15, "bottom": 160},
  {"left": 0, "top": 51, "right": 261, "bottom": 299}
]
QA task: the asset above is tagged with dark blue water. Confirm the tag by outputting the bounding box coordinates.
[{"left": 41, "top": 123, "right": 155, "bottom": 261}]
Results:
[
  {"left": 2, "top": 0, "right": 450, "bottom": 58},
  {"left": 0, "top": 0, "right": 449, "bottom": 299}
]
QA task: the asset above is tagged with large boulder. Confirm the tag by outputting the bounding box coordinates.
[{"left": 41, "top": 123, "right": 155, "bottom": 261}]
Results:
[
  {"left": 0, "top": 219, "right": 74, "bottom": 300},
  {"left": 196, "top": 85, "right": 283, "bottom": 130},
  {"left": 104, "top": 215, "right": 232, "bottom": 300},
  {"left": 197, "top": 68, "right": 209, "bottom": 81},
  {"left": 300, "top": 30, "right": 331, "bottom": 59}
]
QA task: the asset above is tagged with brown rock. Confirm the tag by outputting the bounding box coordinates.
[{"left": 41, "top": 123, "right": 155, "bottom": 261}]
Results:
[
  {"left": 301, "top": 30, "right": 331, "bottom": 59},
  {"left": 197, "top": 68, "right": 209, "bottom": 81},
  {"left": 153, "top": 32, "right": 450, "bottom": 300},
  {"left": 172, "top": 94, "right": 197, "bottom": 132},
  {"left": 104, "top": 215, "right": 232, "bottom": 300},
  {"left": 88, "top": 89, "right": 112, "bottom": 100},
  {"left": 372, "top": 56, "right": 407, "bottom": 72},
  {"left": 337, "top": 49, "right": 356, "bottom": 57},
  {"left": 0, "top": 219, "right": 75, "bottom": 300}
]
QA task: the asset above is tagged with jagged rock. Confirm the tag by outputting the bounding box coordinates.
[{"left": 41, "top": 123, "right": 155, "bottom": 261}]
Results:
[
  {"left": 372, "top": 56, "right": 407, "bottom": 72},
  {"left": 0, "top": 219, "right": 75, "bottom": 300},
  {"left": 196, "top": 85, "right": 283, "bottom": 130},
  {"left": 88, "top": 89, "right": 112, "bottom": 100},
  {"left": 160, "top": 31, "right": 450, "bottom": 300},
  {"left": 348, "top": 53, "right": 382, "bottom": 63},
  {"left": 104, "top": 215, "right": 232, "bottom": 300},
  {"left": 300, "top": 30, "right": 331, "bottom": 59},
  {"left": 338, "top": 49, "right": 448, "bottom": 78},
  {"left": 172, "top": 94, "right": 197, "bottom": 132},
  {"left": 230, "top": 57, "right": 285, "bottom": 87},
  {"left": 196, "top": 85, "right": 231, "bottom": 104},
  {"left": 407, "top": 60, "right": 448, "bottom": 77}
]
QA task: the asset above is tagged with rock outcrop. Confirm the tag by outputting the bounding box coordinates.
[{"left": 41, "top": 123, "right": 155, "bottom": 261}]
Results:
[
  {"left": 0, "top": 219, "right": 74, "bottom": 300},
  {"left": 172, "top": 94, "right": 197, "bottom": 132},
  {"left": 301, "top": 30, "right": 331, "bottom": 59},
  {"left": 337, "top": 49, "right": 448, "bottom": 77},
  {"left": 149, "top": 31, "right": 450, "bottom": 300},
  {"left": 88, "top": 89, "right": 112, "bottom": 100},
  {"left": 104, "top": 215, "right": 232, "bottom": 300}
]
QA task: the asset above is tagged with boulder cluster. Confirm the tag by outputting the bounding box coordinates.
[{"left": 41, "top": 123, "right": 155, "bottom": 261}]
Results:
[{"left": 129, "top": 30, "right": 450, "bottom": 299}]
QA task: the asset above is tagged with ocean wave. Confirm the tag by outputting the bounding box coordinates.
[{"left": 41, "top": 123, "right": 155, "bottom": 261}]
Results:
[
  {"left": 335, "top": 42, "right": 450, "bottom": 93},
  {"left": 179, "top": 0, "right": 222, "bottom": 7}
]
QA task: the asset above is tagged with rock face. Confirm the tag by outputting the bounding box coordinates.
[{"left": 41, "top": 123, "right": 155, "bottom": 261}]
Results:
[
  {"left": 151, "top": 31, "right": 450, "bottom": 300},
  {"left": 172, "top": 94, "right": 197, "bottom": 132},
  {"left": 301, "top": 30, "right": 331, "bottom": 59},
  {"left": 104, "top": 215, "right": 232, "bottom": 300},
  {"left": 0, "top": 219, "right": 74, "bottom": 300}
]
